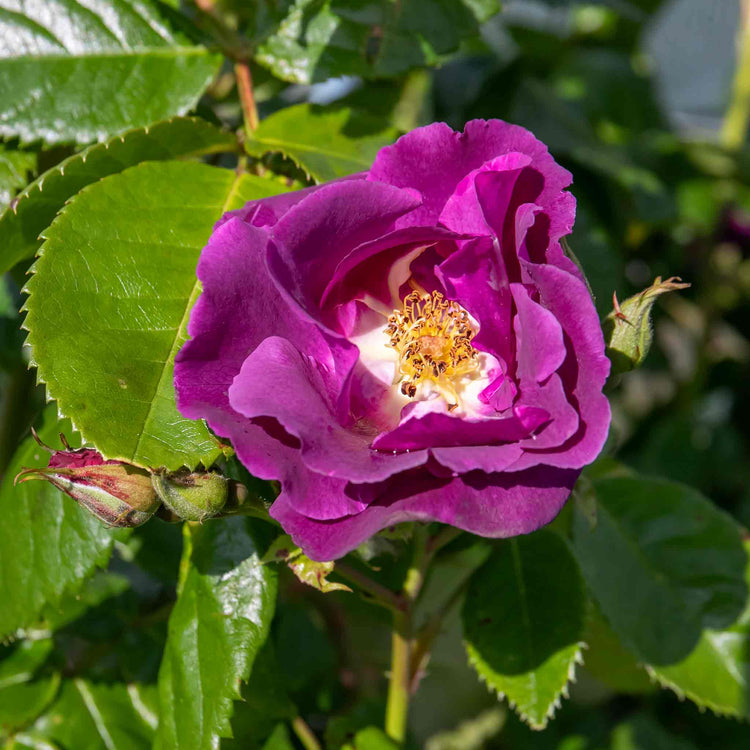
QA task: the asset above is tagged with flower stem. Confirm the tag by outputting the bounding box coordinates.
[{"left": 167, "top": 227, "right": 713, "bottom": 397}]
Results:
[
  {"left": 235, "top": 62, "right": 259, "bottom": 134},
  {"left": 384, "top": 525, "right": 429, "bottom": 743},
  {"left": 721, "top": 0, "right": 750, "bottom": 150},
  {"left": 334, "top": 562, "right": 405, "bottom": 613},
  {"left": 291, "top": 716, "right": 321, "bottom": 750}
]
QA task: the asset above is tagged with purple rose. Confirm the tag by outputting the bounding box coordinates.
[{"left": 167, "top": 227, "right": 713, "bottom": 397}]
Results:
[{"left": 175, "top": 120, "right": 611, "bottom": 560}]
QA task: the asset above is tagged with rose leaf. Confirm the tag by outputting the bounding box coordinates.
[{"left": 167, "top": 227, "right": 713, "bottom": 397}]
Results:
[
  {"left": 0, "top": 0, "right": 222, "bottom": 146},
  {"left": 572, "top": 476, "right": 748, "bottom": 666},
  {"left": 23, "top": 161, "right": 290, "bottom": 470},
  {"left": 462, "top": 530, "right": 586, "bottom": 730},
  {"left": 155, "top": 519, "right": 277, "bottom": 750},
  {"left": 0, "top": 117, "right": 238, "bottom": 276}
]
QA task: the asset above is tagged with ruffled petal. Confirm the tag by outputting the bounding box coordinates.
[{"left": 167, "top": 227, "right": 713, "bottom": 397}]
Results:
[
  {"left": 271, "top": 465, "right": 579, "bottom": 561},
  {"left": 228, "top": 337, "right": 429, "bottom": 483},
  {"left": 369, "top": 119, "right": 572, "bottom": 229}
]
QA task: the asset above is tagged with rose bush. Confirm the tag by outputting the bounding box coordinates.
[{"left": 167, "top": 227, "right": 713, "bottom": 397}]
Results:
[{"left": 175, "top": 120, "right": 610, "bottom": 560}]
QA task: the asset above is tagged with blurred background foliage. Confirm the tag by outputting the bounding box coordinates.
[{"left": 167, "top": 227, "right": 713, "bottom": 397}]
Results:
[{"left": 0, "top": 0, "right": 749, "bottom": 748}]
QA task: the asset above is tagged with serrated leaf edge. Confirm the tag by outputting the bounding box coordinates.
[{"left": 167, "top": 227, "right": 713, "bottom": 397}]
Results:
[
  {"left": 644, "top": 663, "right": 747, "bottom": 721},
  {"left": 464, "top": 640, "right": 586, "bottom": 730},
  {"left": 20, "top": 163, "right": 223, "bottom": 470}
]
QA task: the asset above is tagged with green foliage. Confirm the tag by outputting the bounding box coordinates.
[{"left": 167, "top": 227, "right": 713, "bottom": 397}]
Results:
[
  {"left": 0, "top": 0, "right": 222, "bottom": 145},
  {"left": 343, "top": 726, "right": 400, "bottom": 749},
  {"left": 645, "top": 541, "right": 750, "bottom": 718},
  {"left": 0, "top": 405, "right": 116, "bottom": 640},
  {"left": 245, "top": 104, "right": 398, "bottom": 182},
  {"left": 0, "top": 639, "right": 60, "bottom": 735},
  {"left": 0, "top": 145, "right": 35, "bottom": 211},
  {"left": 254, "top": 0, "right": 500, "bottom": 84},
  {"left": 572, "top": 477, "right": 748, "bottom": 665},
  {"left": 462, "top": 530, "right": 585, "bottom": 729},
  {"left": 24, "top": 162, "right": 289, "bottom": 470},
  {"left": 263, "top": 534, "right": 352, "bottom": 593},
  {"left": 0, "top": 117, "right": 237, "bottom": 275},
  {"left": 31, "top": 680, "right": 158, "bottom": 749},
  {"left": 155, "top": 518, "right": 278, "bottom": 749}
]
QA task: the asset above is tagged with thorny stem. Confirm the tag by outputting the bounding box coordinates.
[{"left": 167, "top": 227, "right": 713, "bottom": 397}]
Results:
[
  {"left": 291, "top": 715, "right": 322, "bottom": 750},
  {"left": 235, "top": 62, "right": 259, "bottom": 134},
  {"left": 721, "top": 0, "right": 750, "bottom": 150}
]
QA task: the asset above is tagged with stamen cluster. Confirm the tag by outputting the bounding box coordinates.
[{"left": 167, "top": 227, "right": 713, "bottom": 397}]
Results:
[{"left": 386, "top": 290, "right": 479, "bottom": 407}]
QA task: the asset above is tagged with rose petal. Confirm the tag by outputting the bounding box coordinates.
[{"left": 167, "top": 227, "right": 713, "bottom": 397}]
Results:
[
  {"left": 270, "top": 465, "right": 579, "bottom": 561},
  {"left": 229, "top": 337, "right": 429, "bottom": 483}
]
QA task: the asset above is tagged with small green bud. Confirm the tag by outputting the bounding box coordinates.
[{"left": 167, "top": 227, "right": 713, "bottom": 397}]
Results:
[
  {"left": 151, "top": 470, "right": 228, "bottom": 522},
  {"left": 602, "top": 276, "right": 690, "bottom": 377}
]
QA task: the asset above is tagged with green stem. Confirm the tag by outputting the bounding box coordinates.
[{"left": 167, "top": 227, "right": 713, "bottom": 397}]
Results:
[
  {"left": 291, "top": 716, "right": 321, "bottom": 750},
  {"left": 385, "top": 610, "right": 411, "bottom": 743},
  {"left": 384, "top": 526, "right": 429, "bottom": 743},
  {"left": 335, "top": 562, "right": 405, "bottom": 613},
  {"left": 721, "top": 0, "right": 750, "bottom": 150}
]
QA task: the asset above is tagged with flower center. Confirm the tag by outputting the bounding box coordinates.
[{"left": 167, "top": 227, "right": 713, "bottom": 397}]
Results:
[{"left": 385, "top": 291, "right": 479, "bottom": 408}]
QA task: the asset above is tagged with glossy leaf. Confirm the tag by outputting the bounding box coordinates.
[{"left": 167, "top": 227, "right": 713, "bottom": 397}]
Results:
[
  {"left": 255, "top": 0, "right": 501, "bottom": 84},
  {"left": 0, "top": 117, "right": 237, "bottom": 275},
  {"left": 24, "top": 162, "right": 289, "bottom": 470},
  {"left": 0, "top": 0, "right": 222, "bottom": 145},
  {"left": 245, "top": 104, "right": 397, "bottom": 182},
  {"left": 0, "top": 405, "right": 116, "bottom": 640},
  {"left": 572, "top": 476, "right": 748, "bottom": 665},
  {"left": 155, "top": 518, "right": 278, "bottom": 749},
  {"left": 32, "top": 680, "right": 158, "bottom": 749},
  {"left": 0, "top": 144, "right": 34, "bottom": 210},
  {"left": 646, "top": 541, "right": 750, "bottom": 718},
  {"left": 462, "top": 530, "right": 585, "bottom": 730}
]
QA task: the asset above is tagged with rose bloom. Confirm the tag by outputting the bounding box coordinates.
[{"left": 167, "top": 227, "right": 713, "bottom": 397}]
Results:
[{"left": 175, "top": 120, "right": 610, "bottom": 560}]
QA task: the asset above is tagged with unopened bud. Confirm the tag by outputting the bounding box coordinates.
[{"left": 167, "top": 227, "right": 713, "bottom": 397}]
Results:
[
  {"left": 15, "top": 433, "right": 160, "bottom": 527},
  {"left": 151, "top": 470, "right": 228, "bottom": 522},
  {"left": 603, "top": 276, "right": 690, "bottom": 377}
]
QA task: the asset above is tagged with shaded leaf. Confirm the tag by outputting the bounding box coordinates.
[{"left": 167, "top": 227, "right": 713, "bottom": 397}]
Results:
[
  {"left": 225, "top": 640, "right": 297, "bottom": 749},
  {"left": 255, "top": 0, "right": 500, "bottom": 84},
  {"left": 0, "top": 117, "right": 237, "bottom": 275},
  {"left": 0, "top": 639, "right": 60, "bottom": 734},
  {"left": 344, "top": 726, "right": 399, "bottom": 749},
  {"left": 0, "top": 406, "right": 116, "bottom": 640},
  {"left": 0, "top": 0, "right": 221, "bottom": 145},
  {"left": 0, "top": 144, "right": 34, "bottom": 210},
  {"left": 572, "top": 476, "right": 748, "bottom": 665},
  {"left": 462, "top": 530, "right": 585, "bottom": 730},
  {"left": 245, "top": 104, "right": 397, "bottom": 182},
  {"left": 32, "top": 680, "right": 157, "bottom": 749},
  {"left": 24, "top": 162, "right": 289, "bottom": 470},
  {"left": 155, "top": 518, "right": 277, "bottom": 749},
  {"left": 646, "top": 541, "right": 750, "bottom": 718}
]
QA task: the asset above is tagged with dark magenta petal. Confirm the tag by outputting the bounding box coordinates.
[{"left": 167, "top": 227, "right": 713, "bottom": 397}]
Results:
[
  {"left": 371, "top": 407, "right": 548, "bottom": 452},
  {"left": 270, "top": 465, "right": 579, "bottom": 561},
  {"left": 369, "top": 120, "right": 572, "bottom": 229},
  {"left": 229, "top": 337, "right": 429, "bottom": 483},
  {"left": 511, "top": 261, "right": 611, "bottom": 470},
  {"left": 511, "top": 282, "right": 566, "bottom": 384},
  {"left": 267, "top": 180, "right": 422, "bottom": 320}
]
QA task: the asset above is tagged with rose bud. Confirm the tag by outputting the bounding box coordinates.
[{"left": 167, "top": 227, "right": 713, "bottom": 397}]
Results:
[
  {"left": 15, "top": 433, "right": 160, "bottom": 527},
  {"left": 603, "top": 276, "right": 690, "bottom": 377},
  {"left": 150, "top": 470, "right": 228, "bottom": 522},
  {"left": 175, "top": 120, "right": 614, "bottom": 561}
]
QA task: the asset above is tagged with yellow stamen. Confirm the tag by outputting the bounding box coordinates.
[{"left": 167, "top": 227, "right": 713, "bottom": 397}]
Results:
[{"left": 385, "top": 291, "right": 479, "bottom": 408}]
